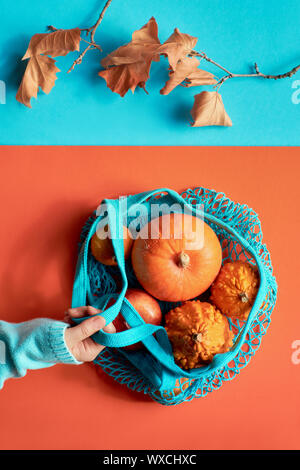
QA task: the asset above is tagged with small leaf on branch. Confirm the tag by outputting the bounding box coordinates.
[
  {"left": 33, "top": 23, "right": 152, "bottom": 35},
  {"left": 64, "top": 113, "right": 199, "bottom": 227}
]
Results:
[
  {"left": 190, "top": 91, "right": 232, "bottom": 127},
  {"left": 160, "top": 57, "right": 216, "bottom": 95},
  {"left": 99, "top": 17, "right": 160, "bottom": 97},
  {"left": 16, "top": 55, "right": 60, "bottom": 107},
  {"left": 23, "top": 28, "right": 81, "bottom": 59},
  {"left": 159, "top": 28, "right": 198, "bottom": 71},
  {"left": 182, "top": 69, "right": 217, "bottom": 87}
]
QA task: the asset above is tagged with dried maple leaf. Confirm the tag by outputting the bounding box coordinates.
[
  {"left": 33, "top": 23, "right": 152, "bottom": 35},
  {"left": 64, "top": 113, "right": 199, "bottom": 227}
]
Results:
[
  {"left": 159, "top": 28, "right": 198, "bottom": 71},
  {"left": 99, "top": 60, "right": 153, "bottom": 97},
  {"left": 191, "top": 91, "right": 232, "bottom": 127},
  {"left": 16, "top": 56, "right": 60, "bottom": 108},
  {"left": 17, "top": 28, "right": 81, "bottom": 106},
  {"left": 99, "top": 17, "right": 160, "bottom": 96},
  {"left": 101, "top": 17, "right": 160, "bottom": 68},
  {"left": 160, "top": 57, "right": 216, "bottom": 95},
  {"left": 23, "top": 28, "right": 81, "bottom": 59},
  {"left": 131, "top": 15, "right": 160, "bottom": 50}
]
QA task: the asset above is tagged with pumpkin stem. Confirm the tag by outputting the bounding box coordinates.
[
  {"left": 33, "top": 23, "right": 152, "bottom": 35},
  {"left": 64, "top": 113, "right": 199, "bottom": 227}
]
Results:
[
  {"left": 192, "top": 333, "right": 202, "bottom": 343},
  {"left": 240, "top": 292, "right": 249, "bottom": 303},
  {"left": 178, "top": 251, "right": 190, "bottom": 268}
]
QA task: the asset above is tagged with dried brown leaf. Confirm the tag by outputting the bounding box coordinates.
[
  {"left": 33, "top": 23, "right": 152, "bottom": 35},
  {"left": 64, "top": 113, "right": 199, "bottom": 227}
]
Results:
[
  {"left": 159, "top": 28, "right": 198, "bottom": 71},
  {"left": 23, "top": 28, "right": 81, "bottom": 59},
  {"left": 101, "top": 17, "right": 160, "bottom": 67},
  {"left": 191, "top": 91, "right": 232, "bottom": 127},
  {"left": 16, "top": 55, "right": 60, "bottom": 107},
  {"left": 182, "top": 70, "right": 217, "bottom": 88},
  {"left": 99, "top": 17, "right": 160, "bottom": 96},
  {"left": 160, "top": 57, "right": 216, "bottom": 95},
  {"left": 99, "top": 59, "right": 152, "bottom": 97},
  {"left": 131, "top": 16, "right": 160, "bottom": 46}
]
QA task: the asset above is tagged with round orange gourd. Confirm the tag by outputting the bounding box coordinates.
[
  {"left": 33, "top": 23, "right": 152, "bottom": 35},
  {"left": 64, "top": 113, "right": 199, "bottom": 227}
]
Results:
[
  {"left": 210, "top": 260, "right": 259, "bottom": 321},
  {"left": 131, "top": 213, "right": 222, "bottom": 302},
  {"left": 165, "top": 301, "right": 234, "bottom": 370},
  {"left": 91, "top": 225, "right": 133, "bottom": 266}
]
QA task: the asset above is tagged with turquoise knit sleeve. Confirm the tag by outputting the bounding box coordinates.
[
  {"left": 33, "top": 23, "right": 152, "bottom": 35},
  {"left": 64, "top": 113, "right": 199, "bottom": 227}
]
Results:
[{"left": 0, "top": 319, "right": 82, "bottom": 389}]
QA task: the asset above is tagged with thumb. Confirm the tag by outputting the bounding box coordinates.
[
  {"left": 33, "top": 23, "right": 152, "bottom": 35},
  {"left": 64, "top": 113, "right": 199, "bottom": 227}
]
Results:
[{"left": 70, "top": 315, "right": 106, "bottom": 343}]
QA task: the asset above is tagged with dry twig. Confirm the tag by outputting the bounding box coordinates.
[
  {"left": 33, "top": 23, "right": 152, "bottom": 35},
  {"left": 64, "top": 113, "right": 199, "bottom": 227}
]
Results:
[
  {"left": 189, "top": 50, "right": 300, "bottom": 89},
  {"left": 48, "top": 0, "right": 112, "bottom": 73}
]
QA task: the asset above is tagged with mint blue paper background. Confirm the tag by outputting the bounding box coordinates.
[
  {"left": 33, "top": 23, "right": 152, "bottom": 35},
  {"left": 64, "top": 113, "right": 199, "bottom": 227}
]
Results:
[{"left": 0, "top": 0, "right": 299, "bottom": 145}]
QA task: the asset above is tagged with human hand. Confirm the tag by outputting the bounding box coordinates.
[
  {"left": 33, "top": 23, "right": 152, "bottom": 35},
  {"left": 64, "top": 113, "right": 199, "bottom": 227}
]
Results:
[{"left": 64, "top": 306, "right": 116, "bottom": 362}]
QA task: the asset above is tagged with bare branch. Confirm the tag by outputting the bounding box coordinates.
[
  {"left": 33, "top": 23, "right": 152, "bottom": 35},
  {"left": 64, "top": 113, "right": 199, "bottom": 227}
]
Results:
[
  {"left": 189, "top": 51, "right": 232, "bottom": 75},
  {"left": 90, "top": 0, "right": 113, "bottom": 42},
  {"left": 190, "top": 50, "right": 300, "bottom": 89},
  {"left": 68, "top": 0, "right": 112, "bottom": 73},
  {"left": 48, "top": 1, "right": 113, "bottom": 73},
  {"left": 80, "top": 38, "right": 102, "bottom": 51}
]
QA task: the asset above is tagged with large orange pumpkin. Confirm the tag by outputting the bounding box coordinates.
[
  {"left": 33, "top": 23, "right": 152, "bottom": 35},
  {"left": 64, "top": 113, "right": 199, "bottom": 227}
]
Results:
[
  {"left": 131, "top": 213, "right": 222, "bottom": 302},
  {"left": 91, "top": 225, "right": 133, "bottom": 266}
]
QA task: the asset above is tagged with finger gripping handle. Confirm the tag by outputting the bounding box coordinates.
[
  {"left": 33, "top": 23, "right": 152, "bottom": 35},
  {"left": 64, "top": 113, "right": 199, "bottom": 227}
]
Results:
[
  {"left": 93, "top": 323, "right": 164, "bottom": 348},
  {"left": 72, "top": 297, "right": 164, "bottom": 348}
]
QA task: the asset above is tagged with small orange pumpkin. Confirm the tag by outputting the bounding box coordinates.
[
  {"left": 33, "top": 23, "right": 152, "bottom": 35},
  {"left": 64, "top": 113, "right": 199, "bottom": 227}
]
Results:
[
  {"left": 131, "top": 213, "right": 222, "bottom": 302},
  {"left": 210, "top": 260, "right": 260, "bottom": 321},
  {"left": 165, "top": 301, "right": 234, "bottom": 370},
  {"left": 91, "top": 225, "right": 133, "bottom": 266}
]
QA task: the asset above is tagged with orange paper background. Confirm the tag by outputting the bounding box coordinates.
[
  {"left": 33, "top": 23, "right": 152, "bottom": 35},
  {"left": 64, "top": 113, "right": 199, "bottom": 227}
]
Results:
[{"left": 0, "top": 146, "right": 299, "bottom": 450}]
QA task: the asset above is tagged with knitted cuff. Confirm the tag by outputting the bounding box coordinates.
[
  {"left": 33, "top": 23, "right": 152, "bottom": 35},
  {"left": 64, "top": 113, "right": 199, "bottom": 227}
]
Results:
[{"left": 48, "top": 321, "right": 82, "bottom": 365}]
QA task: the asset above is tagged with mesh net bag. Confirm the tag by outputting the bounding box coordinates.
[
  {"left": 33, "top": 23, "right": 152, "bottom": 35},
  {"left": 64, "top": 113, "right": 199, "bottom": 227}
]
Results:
[{"left": 72, "top": 187, "right": 277, "bottom": 405}]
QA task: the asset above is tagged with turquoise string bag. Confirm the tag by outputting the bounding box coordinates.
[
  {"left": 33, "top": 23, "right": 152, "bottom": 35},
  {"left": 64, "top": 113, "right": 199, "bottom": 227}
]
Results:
[{"left": 72, "top": 188, "right": 277, "bottom": 405}]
